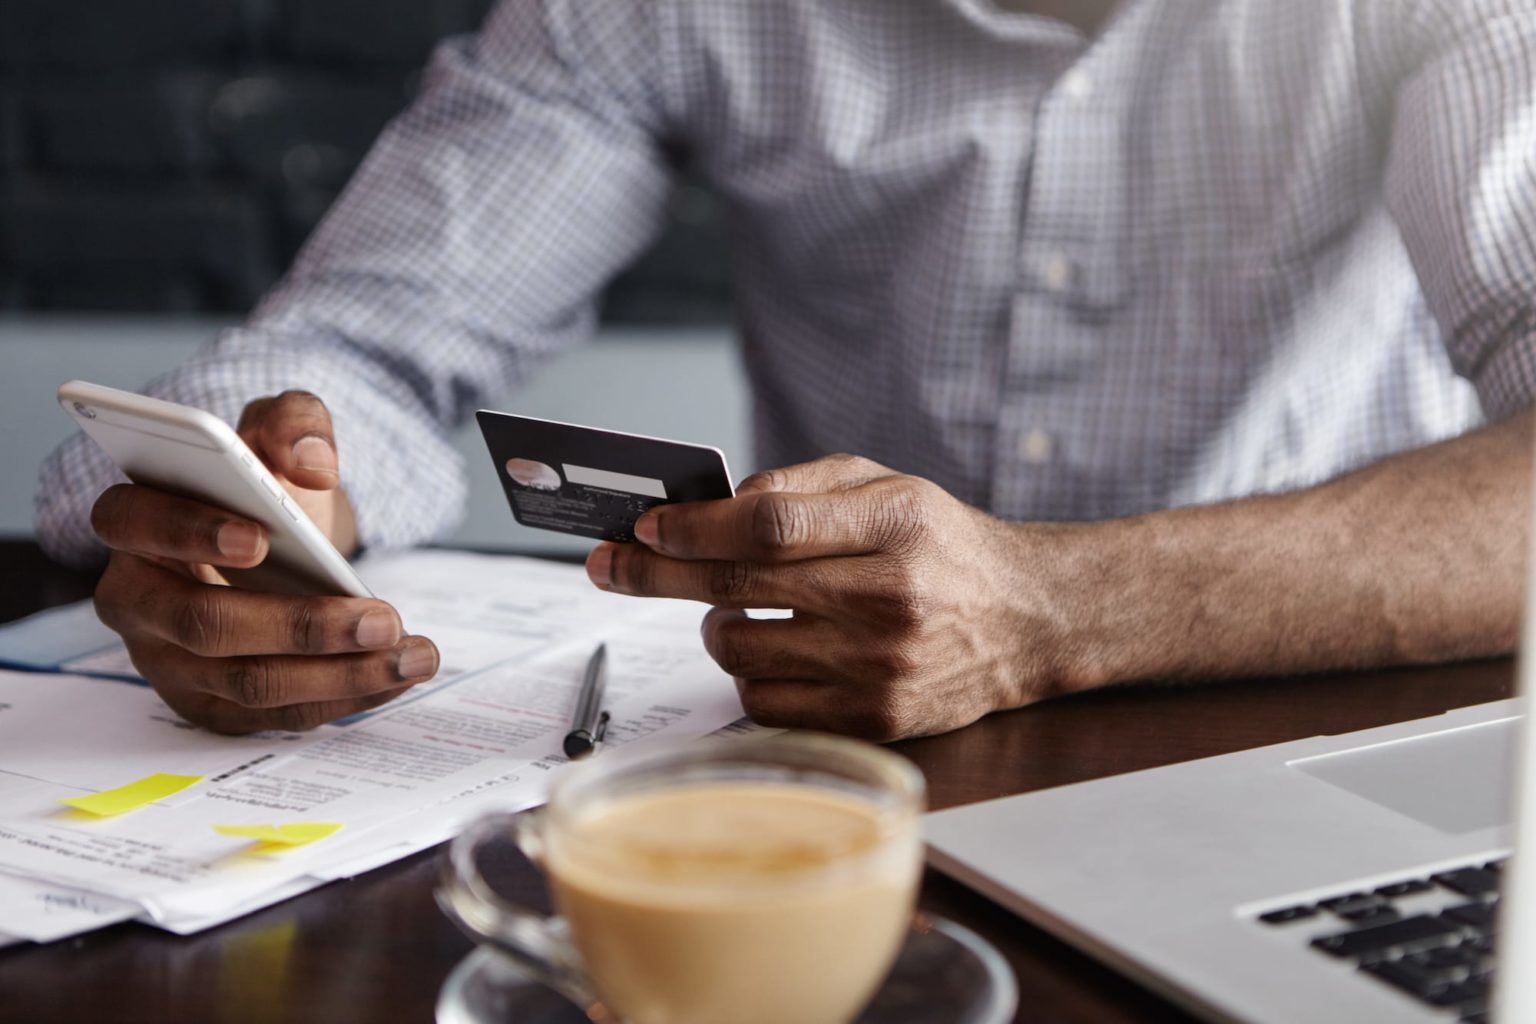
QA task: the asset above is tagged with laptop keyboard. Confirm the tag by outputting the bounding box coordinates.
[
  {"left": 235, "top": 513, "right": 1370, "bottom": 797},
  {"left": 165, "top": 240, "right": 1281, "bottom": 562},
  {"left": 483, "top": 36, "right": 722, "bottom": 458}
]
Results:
[{"left": 1254, "top": 858, "right": 1506, "bottom": 1022}]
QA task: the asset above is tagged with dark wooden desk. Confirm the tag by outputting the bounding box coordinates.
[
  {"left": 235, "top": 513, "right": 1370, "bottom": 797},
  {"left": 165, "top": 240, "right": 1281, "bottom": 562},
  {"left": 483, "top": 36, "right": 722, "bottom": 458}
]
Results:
[{"left": 0, "top": 539, "right": 1515, "bottom": 1023}]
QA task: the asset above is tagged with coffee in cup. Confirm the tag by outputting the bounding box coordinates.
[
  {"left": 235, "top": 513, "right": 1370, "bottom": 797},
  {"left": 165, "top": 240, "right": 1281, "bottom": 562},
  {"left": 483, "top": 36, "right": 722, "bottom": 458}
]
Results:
[{"left": 439, "top": 733, "right": 926, "bottom": 1024}]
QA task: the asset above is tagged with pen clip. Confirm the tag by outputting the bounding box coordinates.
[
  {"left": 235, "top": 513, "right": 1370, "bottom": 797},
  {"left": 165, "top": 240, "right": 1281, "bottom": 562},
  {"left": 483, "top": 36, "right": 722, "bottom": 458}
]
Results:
[{"left": 593, "top": 712, "right": 610, "bottom": 748}]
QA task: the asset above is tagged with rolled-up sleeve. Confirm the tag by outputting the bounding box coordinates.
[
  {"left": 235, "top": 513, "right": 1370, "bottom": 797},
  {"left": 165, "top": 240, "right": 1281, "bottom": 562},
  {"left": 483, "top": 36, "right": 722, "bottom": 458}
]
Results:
[
  {"left": 35, "top": 0, "right": 678, "bottom": 567},
  {"left": 1376, "top": 0, "right": 1536, "bottom": 422}
]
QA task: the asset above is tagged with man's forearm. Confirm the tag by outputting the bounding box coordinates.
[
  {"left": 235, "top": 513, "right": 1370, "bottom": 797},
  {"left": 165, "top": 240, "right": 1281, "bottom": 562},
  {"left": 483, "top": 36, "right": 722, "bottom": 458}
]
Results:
[
  {"left": 579, "top": 426, "right": 1532, "bottom": 740},
  {"left": 1045, "top": 411, "right": 1534, "bottom": 694}
]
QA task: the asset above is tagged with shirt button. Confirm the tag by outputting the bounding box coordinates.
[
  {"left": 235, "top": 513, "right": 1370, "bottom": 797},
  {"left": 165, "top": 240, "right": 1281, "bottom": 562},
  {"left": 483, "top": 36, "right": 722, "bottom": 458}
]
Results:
[
  {"left": 1040, "top": 252, "right": 1073, "bottom": 293},
  {"left": 1059, "top": 69, "right": 1094, "bottom": 101},
  {"left": 1018, "top": 429, "right": 1054, "bottom": 465}
]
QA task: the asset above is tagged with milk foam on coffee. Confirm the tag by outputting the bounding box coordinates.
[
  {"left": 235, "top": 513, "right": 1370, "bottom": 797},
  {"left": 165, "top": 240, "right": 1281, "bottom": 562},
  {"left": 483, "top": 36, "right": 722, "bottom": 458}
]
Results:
[{"left": 547, "top": 781, "right": 921, "bottom": 1024}]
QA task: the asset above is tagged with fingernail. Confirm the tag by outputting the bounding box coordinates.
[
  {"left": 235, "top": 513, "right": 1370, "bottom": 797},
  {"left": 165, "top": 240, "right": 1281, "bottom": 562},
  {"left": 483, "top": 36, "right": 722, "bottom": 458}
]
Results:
[
  {"left": 634, "top": 512, "right": 660, "bottom": 547},
  {"left": 586, "top": 544, "right": 614, "bottom": 588},
  {"left": 293, "top": 435, "right": 338, "bottom": 474},
  {"left": 397, "top": 642, "right": 438, "bottom": 680},
  {"left": 217, "top": 521, "right": 262, "bottom": 559},
  {"left": 355, "top": 609, "right": 400, "bottom": 649}
]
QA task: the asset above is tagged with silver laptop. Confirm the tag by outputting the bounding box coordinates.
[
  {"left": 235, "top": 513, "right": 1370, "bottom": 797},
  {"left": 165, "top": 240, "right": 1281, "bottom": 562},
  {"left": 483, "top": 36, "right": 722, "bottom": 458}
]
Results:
[{"left": 928, "top": 519, "right": 1536, "bottom": 1020}]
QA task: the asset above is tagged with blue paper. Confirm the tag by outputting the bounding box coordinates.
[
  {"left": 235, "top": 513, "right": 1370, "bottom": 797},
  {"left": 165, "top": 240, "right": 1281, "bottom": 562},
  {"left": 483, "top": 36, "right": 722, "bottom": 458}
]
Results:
[{"left": 0, "top": 600, "right": 131, "bottom": 675}]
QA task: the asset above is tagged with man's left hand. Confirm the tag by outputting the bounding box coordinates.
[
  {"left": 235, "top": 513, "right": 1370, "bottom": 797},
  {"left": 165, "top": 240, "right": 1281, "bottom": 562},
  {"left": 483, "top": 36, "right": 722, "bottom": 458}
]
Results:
[{"left": 584, "top": 454, "right": 1081, "bottom": 740}]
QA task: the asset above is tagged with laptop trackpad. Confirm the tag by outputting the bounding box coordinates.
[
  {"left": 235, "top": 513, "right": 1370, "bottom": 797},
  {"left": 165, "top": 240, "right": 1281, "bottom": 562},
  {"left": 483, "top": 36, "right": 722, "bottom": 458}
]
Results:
[{"left": 1288, "top": 717, "right": 1520, "bottom": 835}]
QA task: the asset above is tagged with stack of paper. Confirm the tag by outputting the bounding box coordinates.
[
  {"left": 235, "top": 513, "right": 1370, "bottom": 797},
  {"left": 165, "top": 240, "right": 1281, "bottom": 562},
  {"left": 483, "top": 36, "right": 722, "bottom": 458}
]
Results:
[{"left": 0, "top": 550, "right": 754, "bottom": 946}]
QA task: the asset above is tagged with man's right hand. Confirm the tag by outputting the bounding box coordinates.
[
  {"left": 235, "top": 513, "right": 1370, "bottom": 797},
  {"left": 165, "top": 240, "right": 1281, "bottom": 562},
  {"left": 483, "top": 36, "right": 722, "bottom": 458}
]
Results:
[{"left": 88, "top": 390, "right": 439, "bottom": 734}]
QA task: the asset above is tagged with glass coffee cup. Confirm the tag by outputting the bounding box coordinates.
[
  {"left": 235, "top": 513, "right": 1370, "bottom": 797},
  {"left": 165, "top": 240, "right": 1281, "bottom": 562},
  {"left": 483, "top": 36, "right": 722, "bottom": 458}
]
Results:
[{"left": 437, "top": 732, "right": 927, "bottom": 1024}]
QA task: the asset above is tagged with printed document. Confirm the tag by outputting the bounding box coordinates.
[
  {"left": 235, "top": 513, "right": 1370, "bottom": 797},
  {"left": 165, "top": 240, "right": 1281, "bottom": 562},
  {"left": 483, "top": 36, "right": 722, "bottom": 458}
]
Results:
[{"left": 0, "top": 550, "right": 749, "bottom": 941}]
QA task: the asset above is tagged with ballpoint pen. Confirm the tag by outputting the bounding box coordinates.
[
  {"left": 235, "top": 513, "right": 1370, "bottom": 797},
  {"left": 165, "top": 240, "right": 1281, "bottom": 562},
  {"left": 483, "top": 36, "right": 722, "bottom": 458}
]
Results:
[{"left": 563, "top": 642, "right": 610, "bottom": 759}]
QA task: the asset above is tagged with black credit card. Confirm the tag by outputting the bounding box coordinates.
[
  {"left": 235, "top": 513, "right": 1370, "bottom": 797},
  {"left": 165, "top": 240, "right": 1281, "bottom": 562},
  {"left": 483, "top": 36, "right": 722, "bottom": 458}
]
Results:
[{"left": 477, "top": 411, "right": 736, "bottom": 543}]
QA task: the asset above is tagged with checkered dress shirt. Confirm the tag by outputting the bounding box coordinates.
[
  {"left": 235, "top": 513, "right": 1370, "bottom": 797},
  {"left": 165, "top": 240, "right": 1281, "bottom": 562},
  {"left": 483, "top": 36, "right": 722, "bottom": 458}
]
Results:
[{"left": 35, "top": 0, "right": 1536, "bottom": 565}]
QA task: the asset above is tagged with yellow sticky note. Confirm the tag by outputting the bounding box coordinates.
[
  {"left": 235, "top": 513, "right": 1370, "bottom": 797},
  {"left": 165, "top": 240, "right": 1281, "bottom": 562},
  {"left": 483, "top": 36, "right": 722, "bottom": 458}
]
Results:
[
  {"left": 59, "top": 773, "right": 203, "bottom": 817},
  {"left": 213, "top": 823, "right": 344, "bottom": 847}
]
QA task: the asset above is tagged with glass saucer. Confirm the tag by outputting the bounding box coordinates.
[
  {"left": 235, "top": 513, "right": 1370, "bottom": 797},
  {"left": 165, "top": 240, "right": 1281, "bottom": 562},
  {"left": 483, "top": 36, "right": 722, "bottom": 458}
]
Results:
[{"left": 436, "top": 913, "right": 1017, "bottom": 1024}]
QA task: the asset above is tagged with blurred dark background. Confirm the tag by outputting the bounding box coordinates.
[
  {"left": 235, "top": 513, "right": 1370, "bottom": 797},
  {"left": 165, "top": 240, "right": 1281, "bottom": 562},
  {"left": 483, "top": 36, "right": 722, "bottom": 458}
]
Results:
[
  {"left": 0, "top": 0, "right": 747, "bottom": 550},
  {"left": 0, "top": 0, "right": 732, "bottom": 322}
]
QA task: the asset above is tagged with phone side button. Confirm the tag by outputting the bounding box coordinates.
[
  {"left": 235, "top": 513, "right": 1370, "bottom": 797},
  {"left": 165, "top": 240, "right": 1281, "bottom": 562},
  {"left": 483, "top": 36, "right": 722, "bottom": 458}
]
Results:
[
  {"left": 279, "top": 496, "right": 301, "bottom": 520},
  {"left": 259, "top": 475, "right": 284, "bottom": 498}
]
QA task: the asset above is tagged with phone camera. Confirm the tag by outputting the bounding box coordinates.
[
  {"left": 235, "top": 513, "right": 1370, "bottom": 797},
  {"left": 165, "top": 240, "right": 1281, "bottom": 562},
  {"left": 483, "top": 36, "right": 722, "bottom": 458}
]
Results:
[{"left": 72, "top": 402, "right": 96, "bottom": 419}]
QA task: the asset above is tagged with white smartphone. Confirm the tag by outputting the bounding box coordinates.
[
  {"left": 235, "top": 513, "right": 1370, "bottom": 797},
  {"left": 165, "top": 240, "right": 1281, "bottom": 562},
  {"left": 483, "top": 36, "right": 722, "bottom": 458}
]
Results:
[{"left": 58, "top": 380, "right": 372, "bottom": 598}]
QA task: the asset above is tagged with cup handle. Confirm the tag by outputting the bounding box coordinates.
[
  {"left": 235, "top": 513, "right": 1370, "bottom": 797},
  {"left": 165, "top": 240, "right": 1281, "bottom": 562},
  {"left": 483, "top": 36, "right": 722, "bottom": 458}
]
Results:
[{"left": 436, "top": 810, "right": 592, "bottom": 1003}]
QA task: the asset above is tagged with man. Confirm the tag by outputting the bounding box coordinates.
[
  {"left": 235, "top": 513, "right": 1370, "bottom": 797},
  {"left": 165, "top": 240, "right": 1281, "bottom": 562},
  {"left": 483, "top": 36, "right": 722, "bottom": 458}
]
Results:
[{"left": 35, "top": 0, "right": 1536, "bottom": 739}]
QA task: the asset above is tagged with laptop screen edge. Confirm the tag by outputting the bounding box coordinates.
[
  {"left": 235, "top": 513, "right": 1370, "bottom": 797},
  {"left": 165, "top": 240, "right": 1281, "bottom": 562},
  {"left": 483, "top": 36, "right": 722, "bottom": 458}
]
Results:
[{"left": 1493, "top": 428, "right": 1536, "bottom": 1024}]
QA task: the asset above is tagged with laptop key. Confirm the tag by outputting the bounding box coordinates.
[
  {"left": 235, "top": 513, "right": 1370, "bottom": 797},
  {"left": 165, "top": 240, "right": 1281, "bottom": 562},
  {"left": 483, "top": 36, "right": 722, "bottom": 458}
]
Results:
[
  {"left": 1337, "top": 904, "right": 1400, "bottom": 926},
  {"left": 1425, "top": 976, "right": 1489, "bottom": 1014},
  {"left": 1361, "top": 959, "right": 1457, "bottom": 1001},
  {"left": 1442, "top": 902, "right": 1498, "bottom": 931},
  {"left": 1464, "top": 934, "right": 1496, "bottom": 955},
  {"left": 1325, "top": 895, "right": 1383, "bottom": 917},
  {"left": 1311, "top": 914, "right": 1461, "bottom": 961},
  {"left": 1258, "top": 904, "right": 1317, "bottom": 925},
  {"left": 1374, "top": 878, "right": 1434, "bottom": 898},
  {"left": 1317, "top": 892, "right": 1368, "bottom": 911},
  {"left": 1406, "top": 945, "right": 1481, "bottom": 972},
  {"left": 1432, "top": 868, "right": 1501, "bottom": 899}
]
